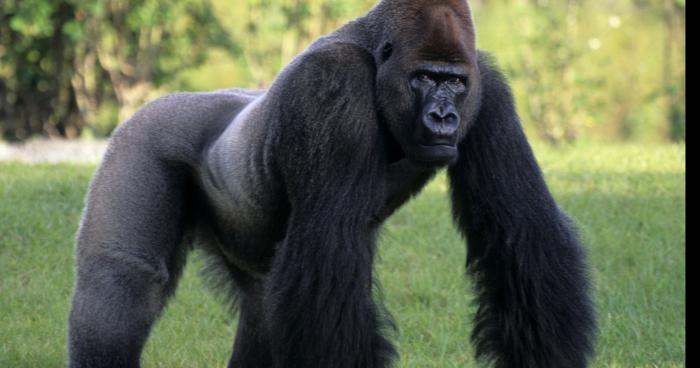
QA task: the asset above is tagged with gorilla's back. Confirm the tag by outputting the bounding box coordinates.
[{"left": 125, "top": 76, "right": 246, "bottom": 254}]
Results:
[{"left": 87, "top": 88, "right": 280, "bottom": 272}]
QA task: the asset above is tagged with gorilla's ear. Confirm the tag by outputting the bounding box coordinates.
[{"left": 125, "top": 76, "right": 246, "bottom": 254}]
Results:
[
  {"left": 447, "top": 55, "right": 596, "bottom": 367},
  {"left": 380, "top": 42, "right": 393, "bottom": 63}
]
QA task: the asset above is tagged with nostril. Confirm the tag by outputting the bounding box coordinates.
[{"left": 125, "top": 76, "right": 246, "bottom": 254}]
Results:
[
  {"left": 443, "top": 112, "right": 458, "bottom": 122},
  {"left": 427, "top": 110, "right": 457, "bottom": 123},
  {"left": 428, "top": 111, "right": 444, "bottom": 122}
]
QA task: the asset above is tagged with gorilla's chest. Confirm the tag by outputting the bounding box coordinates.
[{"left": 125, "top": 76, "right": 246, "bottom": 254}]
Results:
[
  {"left": 197, "top": 134, "right": 288, "bottom": 274},
  {"left": 197, "top": 165, "right": 288, "bottom": 275}
]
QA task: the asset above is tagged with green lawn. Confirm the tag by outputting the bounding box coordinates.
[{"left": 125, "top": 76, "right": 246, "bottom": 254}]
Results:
[{"left": 0, "top": 143, "right": 685, "bottom": 367}]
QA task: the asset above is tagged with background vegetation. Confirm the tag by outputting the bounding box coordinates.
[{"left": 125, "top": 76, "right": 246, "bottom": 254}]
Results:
[{"left": 0, "top": 0, "right": 685, "bottom": 143}]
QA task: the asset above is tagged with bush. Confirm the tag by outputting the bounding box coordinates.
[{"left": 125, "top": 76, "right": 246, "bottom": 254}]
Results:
[
  {"left": 0, "top": 0, "right": 685, "bottom": 143},
  {"left": 0, "top": 0, "right": 235, "bottom": 140}
]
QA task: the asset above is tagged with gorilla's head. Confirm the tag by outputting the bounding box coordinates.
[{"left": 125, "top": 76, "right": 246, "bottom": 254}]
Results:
[{"left": 373, "top": 1, "right": 481, "bottom": 166}]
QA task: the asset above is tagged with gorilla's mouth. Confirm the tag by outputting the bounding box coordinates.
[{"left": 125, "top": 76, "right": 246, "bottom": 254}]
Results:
[
  {"left": 411, "top": 143, "right": 458, "bottom": 165},
  {"left": 380, "top": 118, "right": 456, "bottom": 166}
]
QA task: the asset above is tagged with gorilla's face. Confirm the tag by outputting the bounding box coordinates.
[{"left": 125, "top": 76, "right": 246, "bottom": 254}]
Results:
[
  {"left": 406, "top": 64, "right": 471, "bottom": 164},
  {"left": 375, "top": 5, "right": 479, "bottom": 167}
]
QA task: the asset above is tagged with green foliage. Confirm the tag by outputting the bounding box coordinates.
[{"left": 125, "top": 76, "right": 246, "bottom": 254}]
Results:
[
  {"left": 173, "top": 0, "right": 376, "bottom": 88},
  {"left": 0, "top": 0, "right": 686, "bottom": 143},
  {"left": 0, "top": 143, "right": 685, "bottom": 366},
  {"left": 0, "top": 0, "right": 235, "bottom": 140},
  {"left": 474, "top": 0, "right": 685, "bottom": 143}
]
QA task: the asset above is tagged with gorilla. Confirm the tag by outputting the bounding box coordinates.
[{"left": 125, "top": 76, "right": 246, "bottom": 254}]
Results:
[{"left": 68, "top": 0, "right": 596, "bottom": 367}]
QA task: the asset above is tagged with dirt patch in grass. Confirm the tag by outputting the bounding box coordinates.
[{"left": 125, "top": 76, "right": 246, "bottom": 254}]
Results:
[{"left": 0, "top": 138, "right": 108, "bottom": 164}]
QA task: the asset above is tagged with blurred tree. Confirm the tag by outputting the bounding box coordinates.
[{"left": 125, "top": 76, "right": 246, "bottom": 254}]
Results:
[
  {"left": 0, "top": 0, "right": 686, "bottom": 143},
  {"left": 474, "top": 0, "right": 685, "bottom": 143},
  {"left": 476, "top": 1, "right": 596, "bottom": 143},
  {"left": 0, "top": 0, "right": 236, "bottom": 140},
  {"left": 0, "top": 1, "right": 81, "bottom": 139},
  {"left": 662, "top": 0, "right": 685, "bottom": 142},
  {"left": 217, "top": 0, "right": 374, "bottom": 87}
]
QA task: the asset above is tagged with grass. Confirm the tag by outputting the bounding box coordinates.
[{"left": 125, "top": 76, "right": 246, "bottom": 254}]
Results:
[{"left": 0, "top": 143, "right": 685, "bottom": 367}]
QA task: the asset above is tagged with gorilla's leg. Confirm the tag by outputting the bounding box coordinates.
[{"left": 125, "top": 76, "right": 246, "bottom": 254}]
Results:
[{"left": 68, "top": 135, "right": 192, "bottom": 368}]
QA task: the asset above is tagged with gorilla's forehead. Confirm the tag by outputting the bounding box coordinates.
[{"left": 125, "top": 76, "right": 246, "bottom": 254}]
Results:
[{"left": 396, "top": 3, "right": 476, "bottom": 64}]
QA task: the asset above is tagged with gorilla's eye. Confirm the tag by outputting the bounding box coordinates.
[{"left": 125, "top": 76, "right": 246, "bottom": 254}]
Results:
[
  {"left": 411, "top": 73, "right": 436, "bottom": 89},
  {"left": 448, "top": 77, "right": 464, "bottom": 85},
  {"left": 446, "top": 76, "right": 468, "bottom": 92},
  {"left": 381, "top": 43, "right": 393, "bottom": 62}
]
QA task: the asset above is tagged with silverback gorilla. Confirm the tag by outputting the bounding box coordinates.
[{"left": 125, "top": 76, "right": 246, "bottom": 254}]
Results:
[{"left": 68, "top": 0, "right": 596, "bottom": 367}]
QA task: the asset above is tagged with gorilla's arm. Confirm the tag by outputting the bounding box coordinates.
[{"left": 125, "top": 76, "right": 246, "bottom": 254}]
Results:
[
  {"left": 262, "top": 43, "right": 395, "bottom": 368},
  {"left": 448, "top": 55, "right": 596, "bottom": 367}
]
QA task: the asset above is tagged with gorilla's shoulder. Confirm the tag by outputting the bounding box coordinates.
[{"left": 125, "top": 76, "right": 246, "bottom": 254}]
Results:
[
  {"left": 278, "top": 42, "right": 376, "bottom": 88},
  {"left": 268, "top": 42, "right": 380, "bottom": 153},
  {"left": 304, "top": 41, "right": 375, "bottom": 66},
  {"left": 268, "top": 42, "right": 376, "bottom": 113}
]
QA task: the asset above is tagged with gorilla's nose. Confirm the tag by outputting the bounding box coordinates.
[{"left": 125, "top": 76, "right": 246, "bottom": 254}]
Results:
[
  {"left": 427, "top": 105, "right": 458, "bottom": 124},
  {"left": 422, "top": 103, "right": 459, "bottom": 142}
]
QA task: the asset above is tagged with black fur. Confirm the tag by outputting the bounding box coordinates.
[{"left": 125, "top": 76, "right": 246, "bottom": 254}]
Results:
[
  {"left": 258, "top": 44, "right": 396, "bottom": 367},
  {"left": 68, "top": 1, "right": 595, "bottom": 367},
  {"left": 448, "top": 55, "right": 596, "bottom": 367}
]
